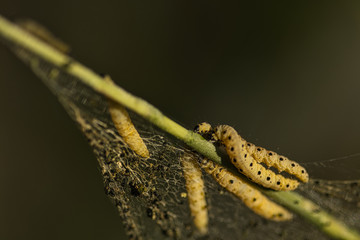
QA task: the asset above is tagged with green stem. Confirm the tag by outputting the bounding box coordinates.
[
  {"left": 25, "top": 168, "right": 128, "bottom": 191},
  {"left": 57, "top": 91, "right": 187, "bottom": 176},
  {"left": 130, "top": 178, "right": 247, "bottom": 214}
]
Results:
[
  {"left": 266, "top": 190, "right": 360, "bottom": 240},
  {"left": 0, "top": 15, "right": 358, "bottom": 240},
  {"left": 0, "top": 15, "right": 220, "bottom": 164}
]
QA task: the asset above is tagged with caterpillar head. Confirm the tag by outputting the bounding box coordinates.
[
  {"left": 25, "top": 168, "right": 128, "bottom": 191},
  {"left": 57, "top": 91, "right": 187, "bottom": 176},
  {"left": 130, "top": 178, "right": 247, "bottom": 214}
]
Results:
[
  {"left": 194, "top": 122, "right": 212, "bottom": 134},
  {"left": 194, "top": 122, "right": 216, "bottom": 141}
]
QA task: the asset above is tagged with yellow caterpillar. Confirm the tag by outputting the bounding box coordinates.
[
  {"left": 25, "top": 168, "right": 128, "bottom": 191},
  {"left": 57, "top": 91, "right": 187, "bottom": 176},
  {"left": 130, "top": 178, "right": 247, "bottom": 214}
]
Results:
[
  {"left": 105, "top": 76, "right": 150, "bottom": 158},
  {"left": 200, "top": 158, "right": 292, "bottom": 221},
  {"left": 181, "top": 155, "right": 208, "bottom": 234},
  {"left": 195, "top": 123, "right": 308, "bottom": 191},
  {"left": 244, "top": 141, "right": 308, "bottom": 183}
]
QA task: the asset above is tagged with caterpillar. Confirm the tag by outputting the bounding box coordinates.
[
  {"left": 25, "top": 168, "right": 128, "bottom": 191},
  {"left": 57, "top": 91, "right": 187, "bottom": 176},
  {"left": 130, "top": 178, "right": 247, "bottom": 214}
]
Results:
[
  {"left": 16, "top": 19, "right": 70, "bottom": 53},
  {"left": 181, "top": 154, "right": 208, "bottom": 234},
  {"left": 200, "top": 158, "right": 292, "bottom": 221},
  {"left": 244, "top": 141, "right": 309, "bottom": 183},
  {"left": 195, "top": 123, "right": 308, "bottom": 191},
  {"left": 105, "top": 76, "right": 150, "bottom": 158}
]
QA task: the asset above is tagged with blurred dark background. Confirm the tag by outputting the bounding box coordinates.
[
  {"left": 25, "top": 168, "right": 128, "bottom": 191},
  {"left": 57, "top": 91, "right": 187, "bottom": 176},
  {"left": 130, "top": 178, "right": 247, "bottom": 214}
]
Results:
[{"left": 1, "top": 1, "right": 360, "bottom": 239}]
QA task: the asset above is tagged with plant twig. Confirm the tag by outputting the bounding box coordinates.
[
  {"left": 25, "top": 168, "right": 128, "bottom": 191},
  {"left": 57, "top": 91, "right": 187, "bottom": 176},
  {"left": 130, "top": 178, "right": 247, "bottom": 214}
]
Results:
[
  {"left": 0, "top": 15, "right": 359, "bottom": 240},
  {"left": 266, "top": 190, "right": 360, "bottom": 240}
]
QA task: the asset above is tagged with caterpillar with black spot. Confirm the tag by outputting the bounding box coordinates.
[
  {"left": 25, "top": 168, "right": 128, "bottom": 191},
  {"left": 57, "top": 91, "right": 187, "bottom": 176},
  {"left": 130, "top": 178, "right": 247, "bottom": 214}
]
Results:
[
  {"left": 195, "top": 123, "right": 308, "bottom": 191},
  {"left": 244, "top": 141, "right": 308, "bottom": 183},
  {"left": 181, "top": 154, "right": 208, "bottom": 234},
  {"left": 200, "top": 158, "right": 292, "bottom": 221},
  {"left": 105, "top": 76, "right": 150, "bottom": 158}
]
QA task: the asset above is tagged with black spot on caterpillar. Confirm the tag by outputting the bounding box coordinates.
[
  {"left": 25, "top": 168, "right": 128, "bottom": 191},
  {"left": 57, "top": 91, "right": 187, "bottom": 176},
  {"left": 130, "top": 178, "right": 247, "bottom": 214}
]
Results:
[
  {"left": 105, "top": 76, "right": 150, "bottom": 158},
  {"left": 181, "top": 155, "right": 208, "bottom": 234},
  {"left": 200, "top": 158, "right": 292, "bottom": 221},
  {"left": 196, "top": 123, "right": 308, "bottom": 191}
]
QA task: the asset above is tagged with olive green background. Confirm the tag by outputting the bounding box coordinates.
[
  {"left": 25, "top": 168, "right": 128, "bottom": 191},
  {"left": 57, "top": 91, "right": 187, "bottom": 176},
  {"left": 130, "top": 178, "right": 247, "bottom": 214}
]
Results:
[{"left": 1, "top": 1, "right": 360, "bottom": 239}]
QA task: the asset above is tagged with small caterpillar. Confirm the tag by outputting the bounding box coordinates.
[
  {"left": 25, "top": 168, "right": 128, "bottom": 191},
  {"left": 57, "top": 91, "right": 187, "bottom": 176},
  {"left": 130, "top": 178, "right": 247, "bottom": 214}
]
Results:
[
  {"left": 105, "top": 76, "right": 150, "bottom": 158},
  {"left": 200, "top": 158, "right": 292, "bottom": 221},
  {"left": 16, "top": 19, "right": 70, "bottom": 53},
  {"left": 244, "top": 141, "right": 309, "bottom": 183},
  {"left": 181, "top": 154, "right": 208, "bottom": 234},
  {"left": 195, "top": 123, "right": 308, "bottom": 191}
]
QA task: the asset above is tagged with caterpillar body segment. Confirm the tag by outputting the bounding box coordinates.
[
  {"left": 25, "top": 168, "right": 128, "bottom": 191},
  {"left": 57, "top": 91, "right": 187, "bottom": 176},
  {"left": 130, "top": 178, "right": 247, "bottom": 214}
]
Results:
[
  {"left": 105, "top": 76, "right": 150, "bottom": 158},
  {"left": 213, "top": 125, "right": 300, "bottom": 191},
  {"left": 181, "top": 155, "right": 208, "bottom": 234},
  {"left": 200, "top": 158, "right": 292, "bottom": 221},
  {"left": 244, "top": 142, "right": 309, "bottom": 183}
]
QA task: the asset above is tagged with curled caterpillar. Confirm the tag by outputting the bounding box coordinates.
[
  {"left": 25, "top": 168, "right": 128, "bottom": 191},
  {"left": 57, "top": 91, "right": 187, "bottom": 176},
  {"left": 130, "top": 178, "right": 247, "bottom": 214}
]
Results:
[
  {"left": 195, "top": 122, "right": 308, "bottom": 191},
  {"left": 181, "top": 154, "right": 208, "bottom": 234},
  {"left": 200, "top": 158, "right": 292, "bottom": 221},
  {"left": 105, "top": 76, "right": 150, "bottom": 158},
  {"left": 244, "top": 141, "right": 309, "bottom": 183}
]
